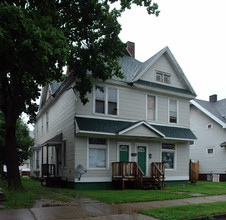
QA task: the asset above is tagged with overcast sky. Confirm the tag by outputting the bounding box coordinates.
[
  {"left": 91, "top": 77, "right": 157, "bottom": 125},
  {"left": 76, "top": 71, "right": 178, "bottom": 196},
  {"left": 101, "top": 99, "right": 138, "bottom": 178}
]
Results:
[{"left": 118, "top": 0, "right": 226, "bottom": 101}]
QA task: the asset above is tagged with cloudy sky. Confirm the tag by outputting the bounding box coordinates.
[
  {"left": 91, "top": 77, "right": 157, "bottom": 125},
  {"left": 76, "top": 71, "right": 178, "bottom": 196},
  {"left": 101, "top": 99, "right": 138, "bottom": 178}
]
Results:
[{"left": 118, "top": 0, "right": 226, "bottom": 101}]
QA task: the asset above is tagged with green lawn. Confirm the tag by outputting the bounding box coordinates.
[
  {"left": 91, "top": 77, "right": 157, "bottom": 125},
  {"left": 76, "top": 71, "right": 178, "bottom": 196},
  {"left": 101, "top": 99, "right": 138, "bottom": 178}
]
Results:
[
  {"left": 167, "top": 181, "right": 226, "bottom": 196},
  {"left": 1, "top": 179, "right": 226, "bottom": 212},
  {"left": 140, "top": 201, "right": 226, "bottom": 220},
  {"left": 74, "top": 189, "right": 192, "bottom": 204}
]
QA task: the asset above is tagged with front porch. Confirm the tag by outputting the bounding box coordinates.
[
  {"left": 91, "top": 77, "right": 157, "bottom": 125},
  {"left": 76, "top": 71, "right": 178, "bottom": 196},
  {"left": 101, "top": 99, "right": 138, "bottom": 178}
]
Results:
[
  {"left": 40, "top": 134, "right": 63, "bottom": 187},
  {"left": 112, "top": 162, "right": 165, "bottom": 190}
]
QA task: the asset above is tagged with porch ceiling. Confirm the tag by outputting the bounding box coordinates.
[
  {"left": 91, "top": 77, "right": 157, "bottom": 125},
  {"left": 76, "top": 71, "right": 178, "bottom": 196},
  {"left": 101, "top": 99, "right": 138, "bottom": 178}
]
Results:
[
  {"left": 75, "top": 116, "right": 196, "bottom": 141},
  {"left": 41, "top": 133, "right": 62, "bottom": 147}
]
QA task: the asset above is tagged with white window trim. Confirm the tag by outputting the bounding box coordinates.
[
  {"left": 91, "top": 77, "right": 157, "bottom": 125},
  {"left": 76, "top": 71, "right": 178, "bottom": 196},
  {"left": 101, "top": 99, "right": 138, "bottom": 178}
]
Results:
[
  {"left": 156, "top": 71, "right": 171, "bottom": 84},
  {"left": 93, "top": 85, "right": 119, "bottom": 117},
  {"left": 87, "top": 138, "right": 109, "bottom": 170},
  {"left": 135, "top": 143, "right": 148, "bottom": 176},
  {"left": 206, "top": 147, "right": 215, "bottom": 156},
  {"left": 161, "top": 143, "right": 177, "bottom": 171},
  {"left": 146, "top": 94, "right": 158, "bottom": 122},
  {"left": 117, "top": 142, "right": 131, "bottom": 162},
  {"left": 168, "top": 98, "right": 179, "bottom": 124}
]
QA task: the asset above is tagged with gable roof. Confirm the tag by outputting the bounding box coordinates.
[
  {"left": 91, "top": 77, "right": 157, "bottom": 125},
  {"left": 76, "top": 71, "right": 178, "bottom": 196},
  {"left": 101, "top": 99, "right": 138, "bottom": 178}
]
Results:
[
  {"left": 191, "top": 99, "right": 226, "bottom": 128},
  {"left": 39, "top": 45, "right": 196, "bottom": 110},
  {"left": 75, "top": 116, "right": 196, "bottom": 140},
  {"left": 113, "top": 46, "right": 196, "bottom": 96}
]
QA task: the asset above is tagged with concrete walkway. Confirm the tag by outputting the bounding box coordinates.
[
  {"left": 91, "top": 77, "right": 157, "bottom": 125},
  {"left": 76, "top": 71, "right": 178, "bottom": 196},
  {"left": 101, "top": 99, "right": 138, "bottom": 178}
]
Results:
[{"left": 1, "top": 195, "right": 226, "bottom": 220}]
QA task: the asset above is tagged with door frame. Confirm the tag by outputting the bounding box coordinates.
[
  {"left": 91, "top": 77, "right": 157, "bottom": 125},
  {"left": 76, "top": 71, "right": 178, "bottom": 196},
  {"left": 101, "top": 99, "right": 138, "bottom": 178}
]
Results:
[
  {"left": 117, "top": 142, "right": 131, "bottom": 162},
  {"left": 135, "top": 143, "right": 148, "bottom": 176}
]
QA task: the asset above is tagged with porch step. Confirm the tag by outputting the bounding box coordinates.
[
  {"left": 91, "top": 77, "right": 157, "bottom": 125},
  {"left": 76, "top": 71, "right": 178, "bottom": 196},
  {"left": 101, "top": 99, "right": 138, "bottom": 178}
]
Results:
[
  {"left": 41, "top": 177, "right": 64, "bottom": 187},
  {"left": 142, "top": 177, "right": 163, "bottom": 190}
]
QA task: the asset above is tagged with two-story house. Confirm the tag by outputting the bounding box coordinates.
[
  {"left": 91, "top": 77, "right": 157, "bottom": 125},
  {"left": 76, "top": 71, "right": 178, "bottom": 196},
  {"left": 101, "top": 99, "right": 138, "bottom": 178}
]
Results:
[
  {"left": 31, "top": 42, "right": 196, "bottom": 189},
  {"left": 190, "top": 95, "right": 226, "bottom": 181}
]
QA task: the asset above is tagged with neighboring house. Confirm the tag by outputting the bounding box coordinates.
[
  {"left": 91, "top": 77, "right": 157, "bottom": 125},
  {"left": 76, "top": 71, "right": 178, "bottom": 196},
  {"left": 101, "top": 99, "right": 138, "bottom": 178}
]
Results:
[
  {"left": 31, "top": 42, "right": 196, "bottom": 189},
  {"left": 190, "top": 95, "right": 226, "bottom": 181}
]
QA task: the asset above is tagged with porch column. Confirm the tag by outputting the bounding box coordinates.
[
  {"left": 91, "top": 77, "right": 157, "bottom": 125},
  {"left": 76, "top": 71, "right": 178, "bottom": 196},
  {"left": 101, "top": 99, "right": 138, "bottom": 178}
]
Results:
[
  {"left": 46, "top": 144, "right": 49, "bottom": 178},
  {"left": 41, "top": 146, "right": 44, "bottom": 177}
]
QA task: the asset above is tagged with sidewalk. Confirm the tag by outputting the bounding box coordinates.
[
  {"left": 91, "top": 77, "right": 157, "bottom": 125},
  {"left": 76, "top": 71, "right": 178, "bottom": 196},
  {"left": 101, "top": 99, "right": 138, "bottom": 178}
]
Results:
[{"left": 1, "top": 195, "right": 226, "bottom": 220}]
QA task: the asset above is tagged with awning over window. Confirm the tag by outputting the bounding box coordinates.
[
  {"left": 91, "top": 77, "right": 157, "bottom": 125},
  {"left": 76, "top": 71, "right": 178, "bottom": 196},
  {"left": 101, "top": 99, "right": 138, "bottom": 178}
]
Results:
[{"left": 75, "top": 116, "right": 196, "bottom": 141}]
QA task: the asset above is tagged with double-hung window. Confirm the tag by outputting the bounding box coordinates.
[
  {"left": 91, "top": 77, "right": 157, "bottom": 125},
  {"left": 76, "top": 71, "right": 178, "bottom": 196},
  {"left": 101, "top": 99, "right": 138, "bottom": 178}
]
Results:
[
  {"left": 88, "top": 138, "right": 108, "bottom": 169},
  {"left": 95, "top": 86, "right": 118, "bottom": 115},
  {"left": 162, "top": 144, "right": 175, "bottom": 169},
  {"left": 95, "top": 86, "right": 105, "bottom": 114},
  {"left": 147, "top": 95, "right": 156, "bottom": 121},
  {"left": 169, "top": 99, "right": 177, "bottom": 123},
  {"left": 108, "top": 88, "right": 117, "bottom": 115}
]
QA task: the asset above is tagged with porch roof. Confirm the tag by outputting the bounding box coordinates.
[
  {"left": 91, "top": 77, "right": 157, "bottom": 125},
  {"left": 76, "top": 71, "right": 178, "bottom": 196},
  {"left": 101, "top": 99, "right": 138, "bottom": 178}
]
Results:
[
  {"left": 75, "top": 116, "right": 196, "bottom": 140},
  {"left": 41, "top": 133, "right": 62, "bottom": 146}
]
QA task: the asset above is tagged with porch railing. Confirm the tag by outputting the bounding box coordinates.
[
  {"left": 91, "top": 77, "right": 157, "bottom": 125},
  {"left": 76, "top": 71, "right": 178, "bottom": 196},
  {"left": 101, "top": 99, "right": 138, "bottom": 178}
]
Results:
[
  {"left": 42, "top": 164, "right": 55, "bottom": 177},
  {"left": 112, "top": 162, "right": 144, "bottom": 189},
  {"left": 151, "top": 162, "right": 165, "bottom": 188}
]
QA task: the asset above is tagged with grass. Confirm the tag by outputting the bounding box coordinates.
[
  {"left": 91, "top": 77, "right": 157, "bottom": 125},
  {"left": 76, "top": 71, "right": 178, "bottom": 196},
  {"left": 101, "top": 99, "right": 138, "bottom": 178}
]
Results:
[
  {"left": 140, "top": 201, "right": 226, "bottom": 220},
  {"left": 0, "top": 178, "right": 78, "bottom": 209},
  {"left": 1, "top": 179, "right": 226, "bottom": 212},
  {"left": 167, "top": 181, "right": 226, "bottom": 196},
  {"left": 74, "top": 189, "right": 193, "bottom": 204}
]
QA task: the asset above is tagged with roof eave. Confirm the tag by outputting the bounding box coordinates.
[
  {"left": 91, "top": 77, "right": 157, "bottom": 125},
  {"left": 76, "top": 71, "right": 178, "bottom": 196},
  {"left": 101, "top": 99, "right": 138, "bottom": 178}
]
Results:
[{"left": 191, "top": 100, "right": 226, "bottom": 128}]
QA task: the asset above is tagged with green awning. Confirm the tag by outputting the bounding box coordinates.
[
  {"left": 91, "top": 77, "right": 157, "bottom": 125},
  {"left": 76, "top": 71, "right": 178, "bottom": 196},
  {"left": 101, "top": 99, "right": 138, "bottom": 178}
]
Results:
[{"left": 75, "top": 116, "right": 196, "bottom": 140}]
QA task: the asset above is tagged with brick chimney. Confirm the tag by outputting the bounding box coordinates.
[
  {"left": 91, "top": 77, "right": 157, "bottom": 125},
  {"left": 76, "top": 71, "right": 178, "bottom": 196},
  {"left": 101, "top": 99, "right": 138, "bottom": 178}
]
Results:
[
  {"left": 127, "top": 41, "right": 135, "bottom": 58},
  {"left": 66, "top": 66, "right": 72, "bottom": 76},
  {"left": 209, "top": 94, "right": 217, "bottom": 102}
]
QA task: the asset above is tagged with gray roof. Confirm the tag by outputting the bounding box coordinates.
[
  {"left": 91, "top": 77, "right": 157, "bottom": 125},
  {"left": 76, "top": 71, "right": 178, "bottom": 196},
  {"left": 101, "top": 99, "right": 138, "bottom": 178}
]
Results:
[
  {"left": 47, "top": 46, "right": 195, "bottom": 97},
  {"left": 75, "top": 116, "right": 196, "bottom": 140},
  {"left": 112, "top": 48, "right": 164, "bottom": 83},
  {"left": 49, "top": 80, "right": 63, "bottom": 94},
  {"left": 194, "top": 98, "right": 226, "bottom": 125}
]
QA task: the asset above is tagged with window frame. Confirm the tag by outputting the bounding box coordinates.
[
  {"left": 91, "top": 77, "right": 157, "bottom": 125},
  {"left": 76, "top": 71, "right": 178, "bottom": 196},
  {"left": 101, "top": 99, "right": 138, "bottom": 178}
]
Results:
[
  {"left": 46, "top": 111, "right": 49, "bottom": 133},
  {"left": 168, "top": 99, "right": 178, "bottom": 124},
  {"left": 95, "top": 85, "right": 105, "bottom": 114},
  {"left": 94, "top": 85, "right": 119, "bottom": 116},
  {"left": 161, "top": 143, "right": 176, "bottom": 170},
  {"left": 156, "top": 71, "right": 171, "bottom": 84},
  {"left": 206, "top": 147, "right": 215, "bottom": 156},
  {"left": 87, "top": 138, "right": 109, "bottom": 170},
  {"left": 147, "top": 94, "right": 157, "bottom": 121}
]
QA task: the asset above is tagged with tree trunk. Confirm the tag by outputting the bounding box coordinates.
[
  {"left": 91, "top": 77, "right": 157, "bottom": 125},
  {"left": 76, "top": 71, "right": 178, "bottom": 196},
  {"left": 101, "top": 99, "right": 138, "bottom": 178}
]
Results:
[{"left": 4, "top": 108, "right": 24, "bottom": 191}]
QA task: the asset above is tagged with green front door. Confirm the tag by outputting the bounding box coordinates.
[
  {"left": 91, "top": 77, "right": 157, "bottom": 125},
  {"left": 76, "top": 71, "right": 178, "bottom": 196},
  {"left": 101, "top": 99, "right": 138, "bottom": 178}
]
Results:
[
  {"left": 137, "top": 146, "right": 146, "bottom": 175},
  {"left": 119, "top": 145, "right": 129, "bottom": 162},
  {"left": 119, "top": 145, "right": 129, "bottom": 176}
]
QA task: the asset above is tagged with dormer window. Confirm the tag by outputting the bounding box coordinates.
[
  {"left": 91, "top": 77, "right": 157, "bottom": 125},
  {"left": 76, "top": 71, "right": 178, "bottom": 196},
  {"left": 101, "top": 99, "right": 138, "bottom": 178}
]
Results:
[{"left": 156, "top": 72, "right": 170, "bottom": 84}]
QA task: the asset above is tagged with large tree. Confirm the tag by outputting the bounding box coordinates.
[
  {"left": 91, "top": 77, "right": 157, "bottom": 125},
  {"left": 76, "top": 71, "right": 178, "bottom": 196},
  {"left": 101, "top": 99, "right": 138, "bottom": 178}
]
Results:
[
  {"left": 0, "top": 112, "right": 33, "bottom": 177},
  {"left": 0, "top": 0, "right": 159, "bottom": 190}
]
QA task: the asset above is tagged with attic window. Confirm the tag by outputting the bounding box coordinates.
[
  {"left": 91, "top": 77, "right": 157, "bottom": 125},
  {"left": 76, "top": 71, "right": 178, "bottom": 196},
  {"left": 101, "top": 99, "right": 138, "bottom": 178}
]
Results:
[
  {"left": 207, "top": 123, "right": 213, "bottom": 129},
  {"left": 156, "top": 72, "right": 170, "bottom": 84}
]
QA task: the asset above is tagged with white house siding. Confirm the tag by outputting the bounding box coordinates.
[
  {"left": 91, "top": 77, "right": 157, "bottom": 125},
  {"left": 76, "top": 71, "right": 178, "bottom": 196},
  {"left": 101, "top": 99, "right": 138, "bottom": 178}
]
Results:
[
  {"left": 178, "top": 99, "right": 190, "bottom": 127},
  {"left": 164, "top": 142, "right": 189, "bottom": 181},
  {"left": 34, "top": 84, "right": 76, "bottom": 178},
  {"left": 140, "top": 54, "right": 185, "bottom": 90},
  {"left": 118, "top": 87, "right": 146, "bottom": 120},
  {"left": 74, "top": 83, "right": 191, "bottom": 128},
  {"left": 190, "top": 105, "right": 226, "bottom": 174},
  {"left": 74, "top": 136, "right": 189, "bottom": 183}
]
